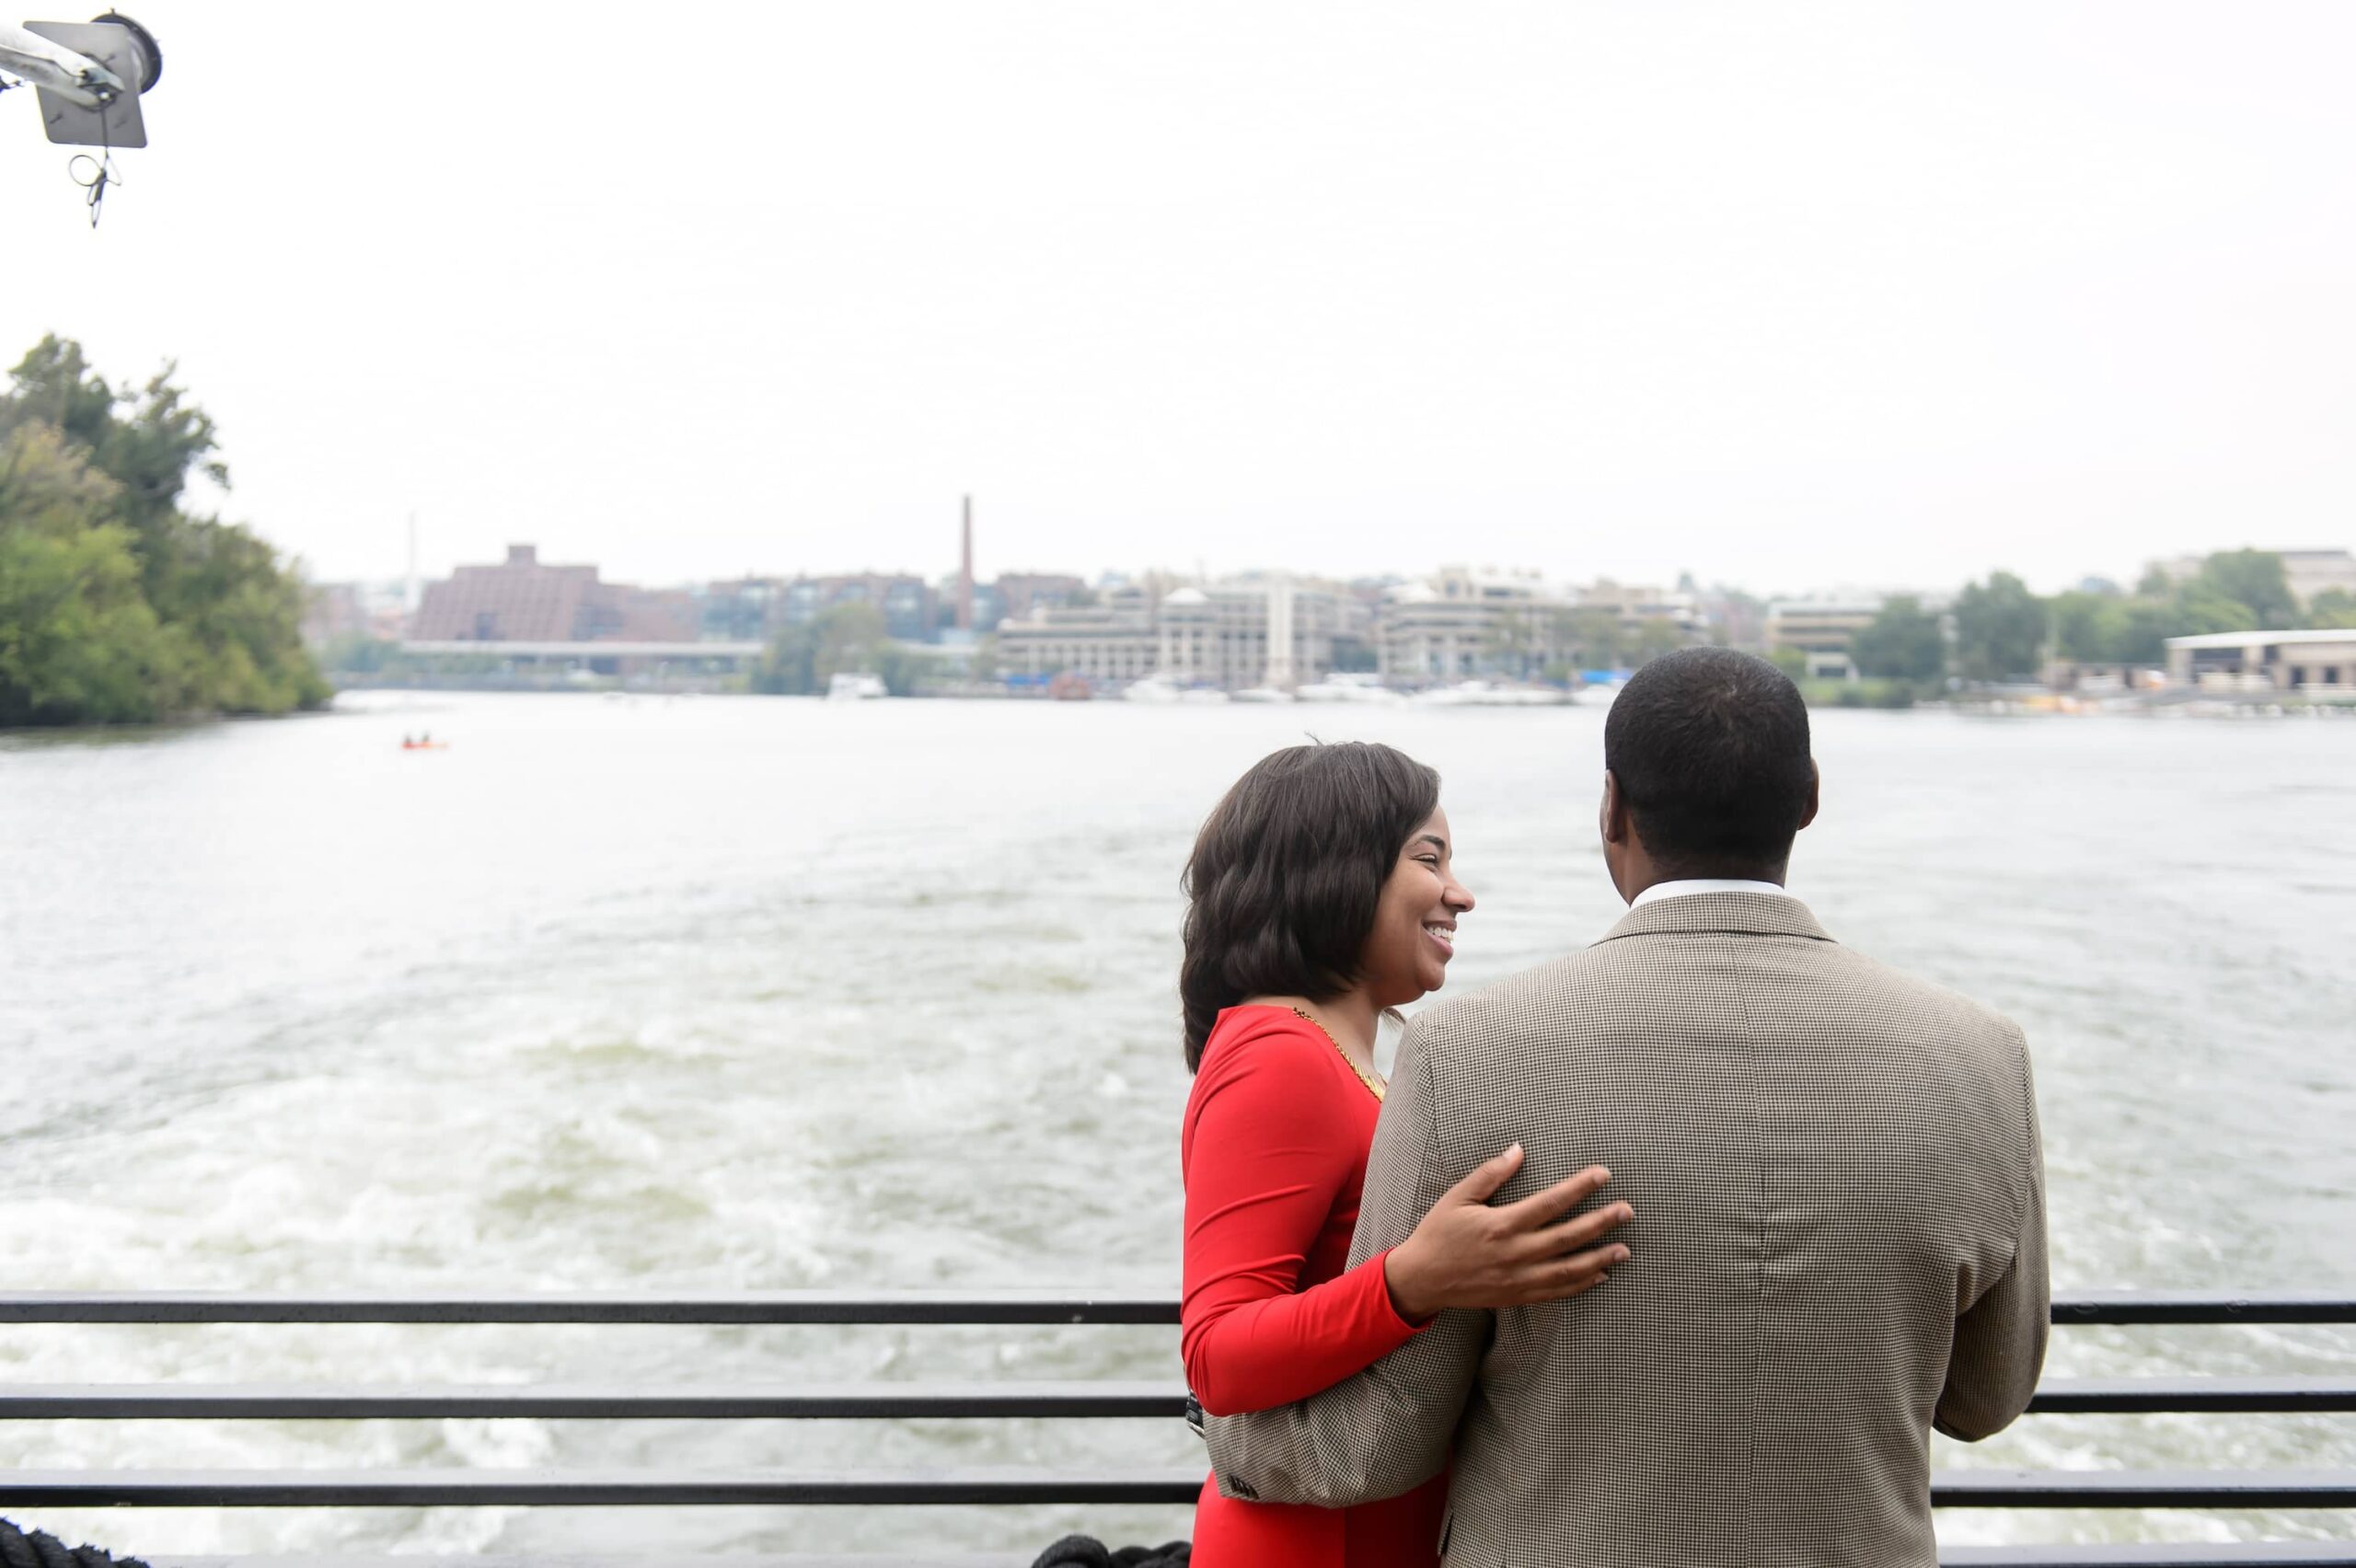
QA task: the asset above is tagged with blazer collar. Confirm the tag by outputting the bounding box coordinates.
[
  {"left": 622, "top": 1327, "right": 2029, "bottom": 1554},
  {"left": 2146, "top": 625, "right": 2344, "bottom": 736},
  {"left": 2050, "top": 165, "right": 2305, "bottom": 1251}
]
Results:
[{"left": 1597, "top": 889, "right": 1834, "bottom": 946}]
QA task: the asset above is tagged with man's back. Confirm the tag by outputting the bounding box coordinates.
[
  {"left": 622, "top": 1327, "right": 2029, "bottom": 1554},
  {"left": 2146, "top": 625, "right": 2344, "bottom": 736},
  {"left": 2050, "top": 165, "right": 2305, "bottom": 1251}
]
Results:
[
  {"left": 1206, "top": 889, "right": 2047, "bottom": 1568},
  {"left": 1432, "top": 891, "right": 2045, "bottom": 1565}
]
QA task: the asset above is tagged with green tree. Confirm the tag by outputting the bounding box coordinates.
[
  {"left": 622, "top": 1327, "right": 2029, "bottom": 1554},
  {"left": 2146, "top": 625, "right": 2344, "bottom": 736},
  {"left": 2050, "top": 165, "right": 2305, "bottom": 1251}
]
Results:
[
  {"left": 966, "top": 633, "right": 1002, "bottom": 683},
  {"left": 1548, "top": 607, "right": 1626, "bottom": 671},
  {"left": 0, "top": 425, "right": 181, "bottom": 724},
  {"left": 1483, "top": 607, "right": 1542, "bottom": 678},
  {"left": 1628, "top": 617, "right": 1689, "bottom": 666},
  {"left": 2191, "top": 549, "right": 2297, "bottom": 628},
  {"left": 0, "top": 338, "right": 325, "bottom": 725},
  {"left": 752, "top": 603, "right": 936, "bottom": 696},
  {"left": 2046, "top": 591, "right": 2119, "bottom": 664},
  {"left": 2307, "top": 588, "right": 2356, "bottom": 630},
  {"left": 1952, "top": 571, "right": 2048, "bottom": 682},
  {"left": 2167, "top": 582, "right": 2259, "bottom": 638},
  {"left": 750, "top": 621, "right": 816, "bottom": 695},
  {"left": 1850, "top": 597, "right": 1946, "bottom": 681},
  {"left": 2109, "top": 596, "right": 2177, "bottom": 666}
]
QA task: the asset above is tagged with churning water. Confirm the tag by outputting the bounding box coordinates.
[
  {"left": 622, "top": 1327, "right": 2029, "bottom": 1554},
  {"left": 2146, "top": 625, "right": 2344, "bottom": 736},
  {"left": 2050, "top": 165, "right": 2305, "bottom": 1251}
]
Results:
[{"left": 0, "top": 692, "right": 2350, "bottom": 1557}]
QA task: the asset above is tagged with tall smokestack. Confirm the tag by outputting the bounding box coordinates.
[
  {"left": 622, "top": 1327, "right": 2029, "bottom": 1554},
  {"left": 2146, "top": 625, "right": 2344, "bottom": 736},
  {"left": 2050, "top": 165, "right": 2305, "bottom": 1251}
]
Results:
[{"left": 957, "top": 495, "right": 975, "bottom": 632}]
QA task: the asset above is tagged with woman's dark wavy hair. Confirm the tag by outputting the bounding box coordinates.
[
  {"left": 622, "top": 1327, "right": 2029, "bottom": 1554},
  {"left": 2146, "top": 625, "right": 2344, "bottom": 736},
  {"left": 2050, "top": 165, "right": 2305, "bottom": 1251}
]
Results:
[{"left": 1179, "top": 742, "right": 1440, "bottom": 1072}]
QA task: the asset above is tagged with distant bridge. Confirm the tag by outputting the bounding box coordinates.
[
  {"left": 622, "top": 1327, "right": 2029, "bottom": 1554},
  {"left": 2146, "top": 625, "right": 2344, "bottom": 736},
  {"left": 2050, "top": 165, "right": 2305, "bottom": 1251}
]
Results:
[{"left": 401, "top": 640, "right": 766, "bottom": 664}]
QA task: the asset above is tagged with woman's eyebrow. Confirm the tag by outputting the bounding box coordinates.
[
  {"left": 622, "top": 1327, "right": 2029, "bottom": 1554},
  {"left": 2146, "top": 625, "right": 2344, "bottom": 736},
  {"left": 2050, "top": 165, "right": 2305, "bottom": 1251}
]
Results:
[{"left": 1415, "top": 834, "right": 1449, "bottom": 854}]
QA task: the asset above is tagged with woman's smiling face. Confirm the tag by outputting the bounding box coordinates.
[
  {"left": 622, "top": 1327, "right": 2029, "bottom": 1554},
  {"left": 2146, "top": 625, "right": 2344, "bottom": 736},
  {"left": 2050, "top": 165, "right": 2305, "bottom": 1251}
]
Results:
[{"left": 1359, "top": 807, "right": 1475, "bottom": 1009}]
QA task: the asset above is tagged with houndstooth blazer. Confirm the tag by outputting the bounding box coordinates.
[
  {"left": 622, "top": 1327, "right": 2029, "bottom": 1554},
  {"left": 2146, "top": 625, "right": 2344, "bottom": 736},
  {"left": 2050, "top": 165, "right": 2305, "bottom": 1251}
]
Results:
[{"left": 1203, "top": 891, "right": 2048, "bottom": 1568}]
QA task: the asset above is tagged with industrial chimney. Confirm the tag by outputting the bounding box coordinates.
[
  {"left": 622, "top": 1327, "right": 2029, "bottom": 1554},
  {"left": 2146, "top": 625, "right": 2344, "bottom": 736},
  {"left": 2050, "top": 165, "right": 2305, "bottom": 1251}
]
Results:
[{"left": 957, "top": 496, "right": 976, "bottom": 632}]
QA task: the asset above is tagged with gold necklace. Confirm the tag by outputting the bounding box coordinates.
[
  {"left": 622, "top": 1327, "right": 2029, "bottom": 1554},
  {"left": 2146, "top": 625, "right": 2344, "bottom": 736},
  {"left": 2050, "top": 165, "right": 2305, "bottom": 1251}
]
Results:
[{"left": 1290, "top": 1006, "right": 1385, "bottom": 1102}]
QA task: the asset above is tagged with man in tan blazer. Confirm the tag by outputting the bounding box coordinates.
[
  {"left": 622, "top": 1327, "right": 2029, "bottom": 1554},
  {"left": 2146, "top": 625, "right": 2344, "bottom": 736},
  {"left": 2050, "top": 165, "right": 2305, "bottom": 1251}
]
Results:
[{"left": 1204, "top": 647, "right": 2047, "bottom": 1567}]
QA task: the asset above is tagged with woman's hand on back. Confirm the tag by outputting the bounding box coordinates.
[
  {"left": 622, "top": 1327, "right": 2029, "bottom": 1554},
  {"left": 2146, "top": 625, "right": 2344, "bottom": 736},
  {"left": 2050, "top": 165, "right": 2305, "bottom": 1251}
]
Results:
[{"left": 1382, "top": 1147, "right": 1631, "bottom": 1321}]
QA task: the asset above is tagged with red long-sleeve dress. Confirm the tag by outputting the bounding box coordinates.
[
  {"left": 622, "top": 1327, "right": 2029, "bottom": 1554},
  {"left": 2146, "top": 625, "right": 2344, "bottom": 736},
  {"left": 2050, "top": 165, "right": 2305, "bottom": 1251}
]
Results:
[{"left": 1181, "top": 1005, "right": 1449, "bottom": 1568}]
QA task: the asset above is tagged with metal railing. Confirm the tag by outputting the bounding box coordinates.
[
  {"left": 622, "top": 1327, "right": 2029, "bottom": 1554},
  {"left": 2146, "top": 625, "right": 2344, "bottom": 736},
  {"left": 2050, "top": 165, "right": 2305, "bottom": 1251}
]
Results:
[{"left": 0, "top": 1290, "right": 2350, "bottom": 1566}]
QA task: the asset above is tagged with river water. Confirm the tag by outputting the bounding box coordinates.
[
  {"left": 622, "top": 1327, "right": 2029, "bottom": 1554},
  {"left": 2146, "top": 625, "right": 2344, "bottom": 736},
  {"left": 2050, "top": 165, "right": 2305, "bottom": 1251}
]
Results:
[{"left": 0, "top": 691, "right": 2350, "bottom": 1559}]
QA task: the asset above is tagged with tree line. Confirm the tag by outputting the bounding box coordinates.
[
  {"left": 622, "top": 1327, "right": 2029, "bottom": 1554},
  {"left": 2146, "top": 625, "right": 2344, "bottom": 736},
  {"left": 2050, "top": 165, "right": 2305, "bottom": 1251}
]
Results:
[
  {"left": 1483, "top": 606, "right": 1692, "bottom": 682},
  {"left": 0, "top": 337, "right": 327, "bottom": 726},
  {"left": 1844, "top": 551, "right": 2354, "bottom": 686},
  {"left": 750, "top": 602, "right": 939, "bottom": 696}
]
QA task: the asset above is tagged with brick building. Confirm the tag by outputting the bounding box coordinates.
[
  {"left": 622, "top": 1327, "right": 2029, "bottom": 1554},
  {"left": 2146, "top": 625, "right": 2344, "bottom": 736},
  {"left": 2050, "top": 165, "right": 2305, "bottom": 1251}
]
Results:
[{"left": 410, "top": 545, "right": 697, "bottom": 644}]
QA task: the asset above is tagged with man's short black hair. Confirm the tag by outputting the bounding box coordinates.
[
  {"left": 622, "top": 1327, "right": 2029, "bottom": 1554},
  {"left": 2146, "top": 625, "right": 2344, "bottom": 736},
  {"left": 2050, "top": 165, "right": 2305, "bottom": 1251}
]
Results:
[{"left": 1603, "top": 648, "right": 1814, "bottom": 875}]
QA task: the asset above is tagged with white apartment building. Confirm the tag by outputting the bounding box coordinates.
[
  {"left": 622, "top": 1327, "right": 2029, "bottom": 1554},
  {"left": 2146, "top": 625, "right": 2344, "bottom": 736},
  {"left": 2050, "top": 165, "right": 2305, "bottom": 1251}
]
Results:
[
  {"left": 992, "top": 605, "right": 1161, "bottom": 685},
  {"left": 1765, "top": 600, "right": 1884, "bottom": 680},
  {"left": 991, "top": 579, "right": 1340, "bottom": 689},
  {"left": 1158, "top": 581, "right": 1342, "bottom": 689},
  {"left": 2282, "top": 548, "right": 2356, "bottom": 607},
  {"left": 2165, "top": 628, "right": 2356, "bottom": 694},
  {"left": 2146, "top": 548, "right": 2356, "bottom": 608},
  {"left": 1377, "top": 567, "right": 1563, "bottom": 682},
  {"left": 1575, "top": 579, "right": 1706, "bottom": 636}
]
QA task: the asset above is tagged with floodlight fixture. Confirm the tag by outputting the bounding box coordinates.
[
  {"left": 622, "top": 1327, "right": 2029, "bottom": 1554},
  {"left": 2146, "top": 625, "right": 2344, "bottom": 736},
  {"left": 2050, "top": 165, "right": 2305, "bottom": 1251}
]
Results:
[{"left": 2, "top": 12, "right": 159, "bottom": 146}]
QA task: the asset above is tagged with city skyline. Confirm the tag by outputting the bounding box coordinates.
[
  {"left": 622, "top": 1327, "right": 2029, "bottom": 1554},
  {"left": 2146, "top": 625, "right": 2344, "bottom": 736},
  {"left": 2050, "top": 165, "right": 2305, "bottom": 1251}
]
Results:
[
  {"left": 324, "top": 517, "right": 2348, "bottom": 611},
  {"left": 9, "top": 4, "right": 2356, "bottom": 600}
]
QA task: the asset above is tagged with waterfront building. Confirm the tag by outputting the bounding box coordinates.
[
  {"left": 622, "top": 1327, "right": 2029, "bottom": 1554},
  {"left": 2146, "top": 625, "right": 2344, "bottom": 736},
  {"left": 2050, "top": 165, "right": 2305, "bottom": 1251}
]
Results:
[
  {"left": 1764, "top": 599, "right": 1884, "bottom": 680},
  {"left": 1376, "top": 566, "right": 1565, "bottom": 683},
  {"left": 994, "top": 573, "right": 1091, "bottom": 624},
  {"left": 693, "top": 576, "right": 787, "bottom": 641},
  {"left": 411, "top": 545, "right": 698, "bottom": 644},
  {"left": 2165, "top": 628, "right": 2356, "bottom": 693},
  {"left": 990, "top": 577, "right": 1340, "bottom": 690},
  {"left": 993, "top": 603, "right": 1161, "bottom": 686},
  {"left": 1575, "top": 578, "right": 1707, "bottom": 638},
  {"left": 2144, "top": 548, "right": 2356, "bottom": 609},
  {"left": 2281, "top": 548, "right": 2356, "bottom": 607},
  {"left": 780, "top": 573, "right": 936, "bottom": 642},
  {"left": 301, "top": 581, "right": 410, "bottom": 649},
  {"left": 929, "top": 572, "right": 1085, "bottom": 636},
  {"left": 1157, "top": 579, "right": 1341, "bottom": 689}
]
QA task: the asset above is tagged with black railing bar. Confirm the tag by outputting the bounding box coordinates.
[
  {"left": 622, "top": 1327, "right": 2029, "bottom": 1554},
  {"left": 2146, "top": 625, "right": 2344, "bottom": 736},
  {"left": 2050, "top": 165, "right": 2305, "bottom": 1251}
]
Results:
[
  {"left": 0, "top": 1379, "right": 1182, "bottom": 1419},
  {"left": 2028, "top": 1377, "right": 2356, "bottom": 1413},
  {"left": 147, "top": 1560, "right": 1040, "bottom": 1568},
  {"left": 1, "top": 1467, "right": 2351, "bottom": 1507},
  {"left": 6, "top": 1376, "right": 2354, "bottom": 1421},
  {"left": 1942, "top": 1551, "right": 2356, "bottom": 1566},
  {"left": 2058, "top": 1293, "right": 2356, "bottom": 1326},
  {"left": 1936, "top": 1470, "right": 2356, "bottom": 1507},
  {"left": 131, "top": 1551, "right": 2356, "bottom": 1568},
  {"left": 0, "top": 1291, "right": 2349, "bottom": 1326},
  {"left": 0, "top": 1293, "right": 1180, "bottom": 1325}
]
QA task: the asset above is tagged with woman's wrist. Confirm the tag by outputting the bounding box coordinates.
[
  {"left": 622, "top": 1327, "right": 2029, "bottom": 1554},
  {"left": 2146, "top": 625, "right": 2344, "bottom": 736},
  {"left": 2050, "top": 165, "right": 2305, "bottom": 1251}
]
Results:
[{"left": 1381, "top": 1243, "right": 1436, "bottom": 1323}]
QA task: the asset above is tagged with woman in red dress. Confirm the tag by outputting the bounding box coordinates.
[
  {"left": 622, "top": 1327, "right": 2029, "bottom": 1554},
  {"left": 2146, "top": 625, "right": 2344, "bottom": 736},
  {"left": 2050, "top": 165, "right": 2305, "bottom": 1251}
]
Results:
[{"left": 1178, "top": 742, "right": 1633, "bottom": 1568}]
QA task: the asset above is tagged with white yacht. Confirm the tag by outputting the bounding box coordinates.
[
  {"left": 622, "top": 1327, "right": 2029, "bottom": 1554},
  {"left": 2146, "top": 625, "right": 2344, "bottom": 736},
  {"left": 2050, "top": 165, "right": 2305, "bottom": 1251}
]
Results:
[
  {"left": 826, "top": 672, "right": 889, "bottom": 701},
  {"left": 1126, "top": 674, "right": 1230, "bottom": 704},
  {"left": 1294, "top": 674, "right": 1403, "bottom": 705},
  {"left": 1413, "top": 679, "right": 1575, "bottom": 707},
  {"left": 1122, "top": 674, "right": 1184, "bottom": 704}
]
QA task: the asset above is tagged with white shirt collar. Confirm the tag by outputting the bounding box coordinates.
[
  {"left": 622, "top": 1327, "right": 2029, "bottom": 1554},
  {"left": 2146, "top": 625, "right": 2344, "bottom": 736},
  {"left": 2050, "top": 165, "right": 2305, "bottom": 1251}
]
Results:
[{"left": 1630, "top": 878, "right": 1797, "bottom": 910}]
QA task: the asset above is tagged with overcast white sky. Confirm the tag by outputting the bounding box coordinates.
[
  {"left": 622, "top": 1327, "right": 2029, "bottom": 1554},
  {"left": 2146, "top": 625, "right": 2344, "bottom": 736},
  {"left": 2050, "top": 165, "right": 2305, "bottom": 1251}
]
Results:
[{"left": 6, "top": 3, "right": 2353, "bottom": 596}]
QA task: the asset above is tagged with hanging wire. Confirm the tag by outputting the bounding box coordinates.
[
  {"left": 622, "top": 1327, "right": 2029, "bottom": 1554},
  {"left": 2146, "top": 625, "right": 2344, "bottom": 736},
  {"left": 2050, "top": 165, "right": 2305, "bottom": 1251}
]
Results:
[{"left": 65, "top": 81, "right": 121, "bottom": 228}]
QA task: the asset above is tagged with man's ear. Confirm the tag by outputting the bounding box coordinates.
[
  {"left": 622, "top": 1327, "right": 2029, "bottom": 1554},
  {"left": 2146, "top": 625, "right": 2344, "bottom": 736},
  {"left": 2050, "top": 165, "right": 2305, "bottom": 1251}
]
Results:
[
  {"left": 1796, "top": 760, "right": 1820, "bottom": 832},
  {"left": 1600, "top": 770, "right": 1630, "bottom": 846}
]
